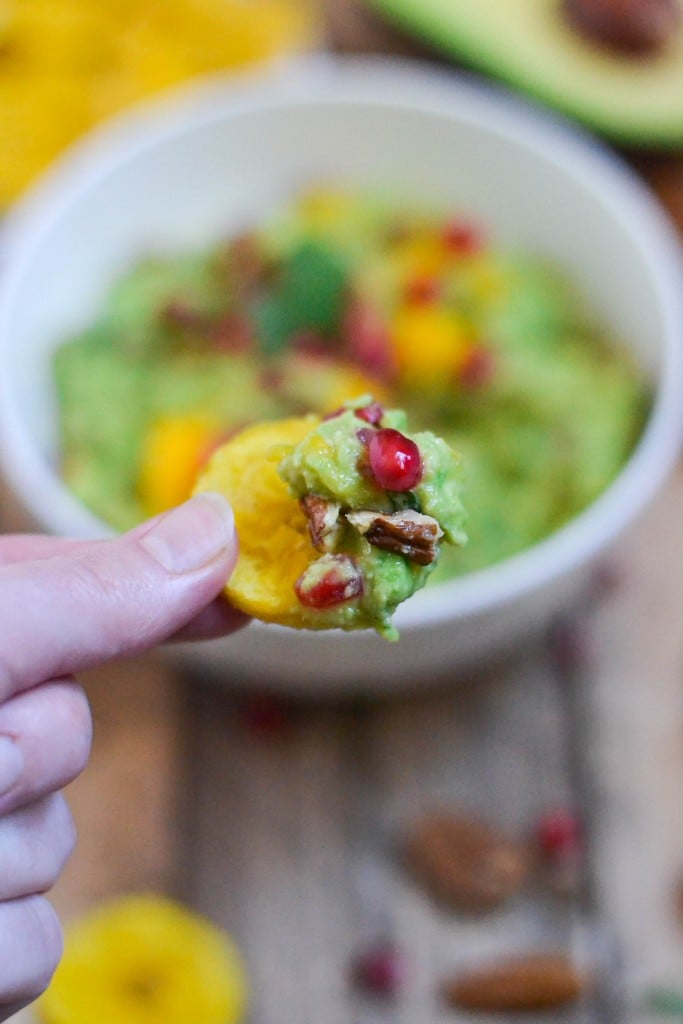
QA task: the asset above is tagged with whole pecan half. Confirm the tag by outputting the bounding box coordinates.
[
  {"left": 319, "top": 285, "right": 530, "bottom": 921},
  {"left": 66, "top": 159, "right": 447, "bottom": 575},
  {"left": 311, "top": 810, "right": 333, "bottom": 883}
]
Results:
[
  {"left": 404, "top": 810, "right": 529, "bottom": 913},
  {"left": 443, "top": 952, "right": 585, "bottom": 1012},
  {"left": 346, "top": 508, "right": 443, "bottom": 565}
]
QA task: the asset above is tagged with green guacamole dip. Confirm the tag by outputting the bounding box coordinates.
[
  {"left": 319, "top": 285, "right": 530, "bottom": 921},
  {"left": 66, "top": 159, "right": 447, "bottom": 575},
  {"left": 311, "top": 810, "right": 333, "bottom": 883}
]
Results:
[{"left": 54, "top": 188, "right": 647, "bottom": 580}]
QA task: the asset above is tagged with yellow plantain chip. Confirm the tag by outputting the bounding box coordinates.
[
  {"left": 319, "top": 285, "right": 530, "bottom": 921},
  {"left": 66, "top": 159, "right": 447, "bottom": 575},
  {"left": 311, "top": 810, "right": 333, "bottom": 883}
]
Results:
[{"left": 193, "top": 415, "right": 320, "bottom": 626}]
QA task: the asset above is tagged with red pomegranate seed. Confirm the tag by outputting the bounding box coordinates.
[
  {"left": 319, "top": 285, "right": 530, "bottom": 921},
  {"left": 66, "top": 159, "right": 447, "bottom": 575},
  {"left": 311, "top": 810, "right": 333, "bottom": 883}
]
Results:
[
  {"left": 536, "top": 810, "right": 583, "bottom": 861},
  {"left": 211, "top": 311, "right": 254, "bottom": 352},
  {"left": 238, "top": 693, "right": 294, "bottom": 739},
  {"left": 459, "top": 346, "right": 495, "bottom": 389},
  {"left": 291, "top": 330, "right": 330, "bottom": 357},
  {"left": 295, "top": 554, "right": 364, "bottom": 609},
  {"left": 405, "top": 274, "right": 441, "bottom": 304},
  {"left": 442, "top": 218, "right": 485, "bottom": 256},
  {"left": 342, "top": 296, "right": 396, "bottom": 379},
  {"left": 350, "top": 942, "right": 407, "bottom": 998},
  {"left": 355, "top": 401, "right": 384, "bottom": 425},
  {"left": 366, "top": 428, "right": 422, "bottom": 491}
]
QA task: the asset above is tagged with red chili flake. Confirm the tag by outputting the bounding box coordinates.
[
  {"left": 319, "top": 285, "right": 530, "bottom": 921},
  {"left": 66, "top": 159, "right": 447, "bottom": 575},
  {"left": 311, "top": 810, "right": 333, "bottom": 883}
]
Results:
[
  {"left": 404, "top": 274, "right": 441, "bottom": 304},
  {"left": 459, "top": 346, "right": 496, "bottom": 389},
  {"left": 536, "top": 810, "right": 583, "bottom": 862},
  {"left": 350, "top": 942, "right": 408, "bottom": 998},
  {"left": 442, "top": 219, "right": 485, "bottom": 256}
]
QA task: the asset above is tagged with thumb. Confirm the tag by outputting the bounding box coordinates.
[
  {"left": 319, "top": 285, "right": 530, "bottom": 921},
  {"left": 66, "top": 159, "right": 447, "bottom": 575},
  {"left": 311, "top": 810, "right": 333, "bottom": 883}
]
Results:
[{"left": 0, "top": 493, "right": 238, "bottom": 701}]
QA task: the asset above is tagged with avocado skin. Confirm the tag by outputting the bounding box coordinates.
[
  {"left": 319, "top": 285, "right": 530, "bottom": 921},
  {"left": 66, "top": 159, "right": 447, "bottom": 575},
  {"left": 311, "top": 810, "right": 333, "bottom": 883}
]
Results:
[{"left": 363, "top": 0, "right": 683, "bottom": 147}]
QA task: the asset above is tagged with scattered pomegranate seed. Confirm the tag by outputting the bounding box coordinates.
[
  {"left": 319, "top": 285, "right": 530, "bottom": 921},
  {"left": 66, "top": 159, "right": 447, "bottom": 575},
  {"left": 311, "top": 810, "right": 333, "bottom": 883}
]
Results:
[
  {"left": 350, "top": 942, "right": 407, "bottom": 998},
  {"left": 459, "top": 346, "right": 496, "bottom": 389},
  {"left": 355, "top": 401, "right": 384, "bottom": 426},
  {"left": 405, "top": 274, "right": 441, "bottom": 304},
  {"left": 366, "top": 428, "right": 422, "bottom": 491},
  {"left": 442, "top": 219, "right": 485, "bottom": 256},
  {"left": 342, "top": 296, "right": 396, "bottom": 380},
  {"left": 211, "top": 311, "right": 253, "bottom": 352},
  {"left": 259, "top": 367, "right": 285, "bottom": 393},
  {"left": 536, "top": 810, "right": 582, "bottom": 862},
  {"left": 160, "top": 298, "right": 208, "bottom": 332},
  {"left": 238, "top": 693, "right": 294, "bottom": 739},
  {"left": 291, "top": 330, "right": 331, "bottom": 357},
  {"left": 295, "top": 554, "right": 364, "bottom": 609}
]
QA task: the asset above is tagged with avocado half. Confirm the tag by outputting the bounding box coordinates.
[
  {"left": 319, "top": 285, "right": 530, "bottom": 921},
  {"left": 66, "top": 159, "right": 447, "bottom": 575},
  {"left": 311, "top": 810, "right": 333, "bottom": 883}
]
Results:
[{"left": 363, "top": 0, "right": 683, "bottom": 147}]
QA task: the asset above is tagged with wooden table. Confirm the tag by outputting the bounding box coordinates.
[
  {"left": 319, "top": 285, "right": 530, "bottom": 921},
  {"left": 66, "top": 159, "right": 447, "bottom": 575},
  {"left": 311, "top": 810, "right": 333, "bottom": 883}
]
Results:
[{"left": 4, "top": 3, "right": 683, "bottom": 1021}]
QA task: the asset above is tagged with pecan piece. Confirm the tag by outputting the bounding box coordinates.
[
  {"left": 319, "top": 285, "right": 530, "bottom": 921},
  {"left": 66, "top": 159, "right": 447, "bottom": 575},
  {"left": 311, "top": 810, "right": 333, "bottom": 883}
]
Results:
[
  {"left": 563, "top": 0, "right": 680, "bottom": 56},
  {"left": 405, "top": 810, "right": 529, "bottom": 913},
  {"left": 346, "top": 508, "right": 443, "bottom": 566},
  {"left": 443, "top": 952, "right": 585, "bottom": 1012},
  {"left": 300, "top": 495, "right": 343, "bottom": 552}
]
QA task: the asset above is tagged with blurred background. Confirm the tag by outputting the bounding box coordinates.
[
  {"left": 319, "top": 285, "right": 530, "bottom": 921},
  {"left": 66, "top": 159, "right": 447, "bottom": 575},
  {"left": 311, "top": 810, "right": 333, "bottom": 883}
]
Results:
[{"left": 1, "top": 1, "right": 683, "bottom": 1022}]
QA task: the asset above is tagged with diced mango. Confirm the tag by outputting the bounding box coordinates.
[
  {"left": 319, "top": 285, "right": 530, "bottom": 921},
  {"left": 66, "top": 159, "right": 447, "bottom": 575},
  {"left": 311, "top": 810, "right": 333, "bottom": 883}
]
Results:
[
  {"left": 391, "top": 305, "right": 473, "bottom": 389},
  {"left": 137, "top": 414, "right": 219, "bottom": 517}
]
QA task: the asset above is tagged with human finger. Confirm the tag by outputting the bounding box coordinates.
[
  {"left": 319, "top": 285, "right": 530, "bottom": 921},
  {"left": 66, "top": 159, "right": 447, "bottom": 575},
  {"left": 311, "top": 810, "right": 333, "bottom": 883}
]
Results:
[
  {"left": 0, "top": 535, "right": 88, "bottom": 566},
  {"left": 0, "top": 493, "right": 239, "bottom": 701},
  {"left": 0, "top": 680, "right": 92, "bottom": 817},
  {"left": 170, "top": 595, "right": 251, "bottom": 642},
  {"left": 0, "top": 793, "right": 76, "bottom": 901},
  {"left": 0, "top": 894, "right": 63, "bottom": 1016},
  {"left": 0, "top": 514, "right": 166, "bottom": 567}
]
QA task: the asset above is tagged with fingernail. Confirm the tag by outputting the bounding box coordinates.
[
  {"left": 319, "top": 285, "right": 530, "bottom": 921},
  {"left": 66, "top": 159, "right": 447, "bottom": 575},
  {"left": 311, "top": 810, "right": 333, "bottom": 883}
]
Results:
[
  {"left": 140, "top": 493, "right": 235, "bottom": 574},
  {"left": 0, "top": 736, "right": 23, "bottom": 795}
]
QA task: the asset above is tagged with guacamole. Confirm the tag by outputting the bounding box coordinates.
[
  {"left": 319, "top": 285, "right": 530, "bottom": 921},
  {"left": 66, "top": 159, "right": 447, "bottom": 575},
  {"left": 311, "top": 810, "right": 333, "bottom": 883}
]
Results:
[
  {"left": 54, "top": 187, "right": 647, "bottom": 579},
  {"left": 193, "top": 400, "right": 465, "bottom": 638}
]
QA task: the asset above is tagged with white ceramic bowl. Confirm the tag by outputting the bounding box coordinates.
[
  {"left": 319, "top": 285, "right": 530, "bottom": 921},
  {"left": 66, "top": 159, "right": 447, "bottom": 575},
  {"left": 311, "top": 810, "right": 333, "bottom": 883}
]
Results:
[{"left": 1, "top": 56, "right": 682, "bottom": 693}]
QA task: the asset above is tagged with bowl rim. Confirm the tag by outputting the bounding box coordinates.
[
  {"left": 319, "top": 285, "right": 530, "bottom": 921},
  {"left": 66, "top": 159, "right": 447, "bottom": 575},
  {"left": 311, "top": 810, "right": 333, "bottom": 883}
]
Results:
[{"left": 1, "top": 53, "right": 682, "bottom": 630}]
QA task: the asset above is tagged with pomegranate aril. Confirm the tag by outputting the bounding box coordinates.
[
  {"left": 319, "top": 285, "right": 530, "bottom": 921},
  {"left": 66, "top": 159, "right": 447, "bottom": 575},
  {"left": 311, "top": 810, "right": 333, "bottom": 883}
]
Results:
[
  {"left": 405, "top": 274, "right": 441, "bottom": 304},
  {"left": 342, "top": 296, "right": 395, "bottom": 379},
  {"left": 295, "top": 554, "right": 364, "bottom": 609},
  {"left": 459, "top": 346, "right": 495, "bottom": 389},
  {"left": 350, "top": 942, "right": 408, "bottom": 998},
  {"left": 355, "top": 401, "right": 384, "bottom": 425},
  {"left": 442, "top": 218, "right": 485, "bottom": 256},
  {"left": 367, "top": 428, "right": 422, "bottom": 491},
  {"left": 536, "top": 810, "right": 583, "bottom": 861}
]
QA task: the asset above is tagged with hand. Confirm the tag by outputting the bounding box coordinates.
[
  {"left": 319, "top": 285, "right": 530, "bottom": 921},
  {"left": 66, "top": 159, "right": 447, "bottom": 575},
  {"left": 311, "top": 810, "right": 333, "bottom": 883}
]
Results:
[{"left": 0, "top": 493, "right": 245, "bottom": 1018}]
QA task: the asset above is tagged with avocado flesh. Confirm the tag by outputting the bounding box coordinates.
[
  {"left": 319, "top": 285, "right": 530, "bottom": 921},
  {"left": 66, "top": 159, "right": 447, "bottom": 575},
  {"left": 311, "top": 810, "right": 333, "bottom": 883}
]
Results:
[{"left": 364, "top": 0, "right": 683, "bottom": 146}]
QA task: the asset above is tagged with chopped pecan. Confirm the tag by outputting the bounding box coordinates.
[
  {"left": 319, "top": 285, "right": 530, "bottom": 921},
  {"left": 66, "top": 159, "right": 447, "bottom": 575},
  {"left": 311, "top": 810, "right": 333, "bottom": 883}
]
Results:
[
  {"left": 300, "top": 495, "right": 343, "bottom": 552},
  {"left": 346, "top": 508, "right": 443, "bottom": 566}
]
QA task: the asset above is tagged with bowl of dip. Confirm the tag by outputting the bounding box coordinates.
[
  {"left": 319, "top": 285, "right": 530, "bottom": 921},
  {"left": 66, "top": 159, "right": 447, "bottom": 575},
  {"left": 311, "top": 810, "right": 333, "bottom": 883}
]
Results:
[{"left": 1, "top": 56, "right": 682, "bottom": 692}]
